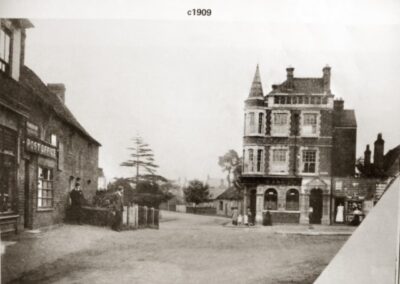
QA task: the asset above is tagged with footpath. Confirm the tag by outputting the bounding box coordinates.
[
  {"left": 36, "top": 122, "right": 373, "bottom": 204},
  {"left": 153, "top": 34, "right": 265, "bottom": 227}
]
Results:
[{"left": 224, "top": 222, "right": 356, "bottom": 235}]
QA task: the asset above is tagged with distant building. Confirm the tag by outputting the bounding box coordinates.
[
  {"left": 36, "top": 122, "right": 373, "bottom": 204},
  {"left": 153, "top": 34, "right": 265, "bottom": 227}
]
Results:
[
  {"left": 359, "top": 133, "right": 400, "bottom": 178},
  {"left": 240, "top": 65, "right": 357, "bottom": 224},
  {"left": 205, "top": 176, "right": 227, "bottom": 200},
  {"left": 215, "top": 186, "right": 241, "bottom": 217},
  {"left": 0, "top": 19, "right": 101, "bottom": 233}
]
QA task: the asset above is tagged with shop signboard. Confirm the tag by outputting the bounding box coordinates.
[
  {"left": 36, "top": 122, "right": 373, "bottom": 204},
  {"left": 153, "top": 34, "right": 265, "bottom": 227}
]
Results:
[{"left": 26, "top": 137, "right": 57, "bottom": 159}]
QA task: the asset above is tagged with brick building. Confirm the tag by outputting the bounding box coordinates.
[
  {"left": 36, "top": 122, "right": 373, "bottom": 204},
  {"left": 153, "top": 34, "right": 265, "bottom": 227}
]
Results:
[
  {"left": 0, "top": 19, "right": 101, "bottom": 233},
  {"left": 240, "top": 65, "right": 356, "bottom": 224}
]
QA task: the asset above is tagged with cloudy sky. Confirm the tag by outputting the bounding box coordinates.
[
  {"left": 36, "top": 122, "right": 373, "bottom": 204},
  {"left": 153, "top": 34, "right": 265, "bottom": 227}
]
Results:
[{"left": 4, "top": 0, "right": 400, "bottom": 181}]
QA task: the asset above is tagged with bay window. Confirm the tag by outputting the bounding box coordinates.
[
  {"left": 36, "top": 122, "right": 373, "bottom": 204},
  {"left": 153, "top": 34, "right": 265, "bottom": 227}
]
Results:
[{"left": 245, "top": 109, "right": 265, "bottom": 136}]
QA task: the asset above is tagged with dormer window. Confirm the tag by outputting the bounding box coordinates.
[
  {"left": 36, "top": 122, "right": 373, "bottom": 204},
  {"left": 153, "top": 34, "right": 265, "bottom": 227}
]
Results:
[{"left": 0, "top": 26, "right": 11, "bottom": 73}]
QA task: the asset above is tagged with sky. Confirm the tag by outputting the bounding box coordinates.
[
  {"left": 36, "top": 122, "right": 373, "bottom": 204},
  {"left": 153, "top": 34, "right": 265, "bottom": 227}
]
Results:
[{"left": 4, "top": 0, "right": 400, "bottom": 182}]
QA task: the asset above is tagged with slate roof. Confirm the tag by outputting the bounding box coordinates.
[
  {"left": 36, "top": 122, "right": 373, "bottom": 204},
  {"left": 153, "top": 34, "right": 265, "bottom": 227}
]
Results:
[
  {"left": 384, "top": 145, "right": 400, "bottom": 172},
  {"left": 248, "top": 65, "right": 264, "bottom": 98},
  {"left": 216, "top": 186, "right": 242, "bottom": 200},
  {"left": 333, "top": 109, "right": 357, "bottom": 128},
  {"left": 19, "top": 66, "right": 101, "bottom": 145},
  {"left": 271, "top": 77, "right": 325, "bottom": 94}
]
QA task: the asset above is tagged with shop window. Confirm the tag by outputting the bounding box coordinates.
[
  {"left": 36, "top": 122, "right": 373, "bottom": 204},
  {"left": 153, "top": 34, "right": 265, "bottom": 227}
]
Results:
[
  {"left": 302, "top": 150, "right": 316, "bottom": 173},
  {"left": 0, "top": 27, "right": 11, "bottom": 73},
  {"left": 264, "top": 188, "right": 278, "bottom": 210},
  {"left": 286, "top": 189, "right": 299, "bottom": 211},
  {"left": 0, "top": 126, "right": 17, "bottom": 214},
  {"left": 38, "top": 167, "right": 54, "bottom": 208}
]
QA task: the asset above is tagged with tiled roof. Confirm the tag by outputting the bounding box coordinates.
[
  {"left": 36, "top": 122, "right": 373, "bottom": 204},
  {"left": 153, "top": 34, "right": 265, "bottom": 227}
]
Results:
[
  {"left": 216, "top": 186, "right": 242, "bottom": 200},
  {"left": 19, "top": 66, "right": 101, "bottom": 145},
  {"left": 333, "top": 110, "right": 357, "bottom": 128},
  {"left": 272, "top": 78, "right": 324, "bottom": 94}
]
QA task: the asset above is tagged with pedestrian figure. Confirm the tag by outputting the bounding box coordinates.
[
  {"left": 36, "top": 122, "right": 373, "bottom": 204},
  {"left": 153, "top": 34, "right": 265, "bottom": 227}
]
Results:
[
  {"left": 243, "top": 212, "right": 249, "bottom": 226},
  {"left": 263, "top": 210, "right": 272, "bottom": 226},
  {"left": 112, "top": 186, "right": 124, "bottom": 231},
  {"left": 335, "top": 203, "right": 344, "bottom": 223},
  {"left": 69, "top": 182, "right": 84, "bottom": 225},
  {"left": 232, "top": 207, "right": 238, "bottom": 226},
  {"left": 237, "top": 214, "right": 243, "bottom": 226},
  {"left": 308, "top": 206, "right": 314, "bottom": 229},
  {"left": 247, "top": 208, "right": 253, "bottom": 226}
]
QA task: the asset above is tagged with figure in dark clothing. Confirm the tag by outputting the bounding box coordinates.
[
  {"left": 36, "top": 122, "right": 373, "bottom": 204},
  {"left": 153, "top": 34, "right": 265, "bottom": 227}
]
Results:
[
  {"left": 69, "top": 182, "right": 84, "bottom": 224},
  {"left": 112, "top": 186, "right": 124, "bottom": 231}
]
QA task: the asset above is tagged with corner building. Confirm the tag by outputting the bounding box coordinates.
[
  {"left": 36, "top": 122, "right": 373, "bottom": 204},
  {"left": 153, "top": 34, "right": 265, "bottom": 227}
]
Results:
[{"left": 241, "top": 65, "right": 356, "bottom": 224}]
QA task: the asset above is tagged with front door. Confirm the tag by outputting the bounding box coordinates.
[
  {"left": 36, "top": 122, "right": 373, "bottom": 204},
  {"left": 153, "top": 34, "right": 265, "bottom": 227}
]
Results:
[
  {"left": 24, "top": 161, "right": 31, "bottom": 228},
  {"left": 309, "top": 188, "right": 323, "bottom": 224},
  {"left": 250, "top": 189, "right": 257, "bottom": 223}
]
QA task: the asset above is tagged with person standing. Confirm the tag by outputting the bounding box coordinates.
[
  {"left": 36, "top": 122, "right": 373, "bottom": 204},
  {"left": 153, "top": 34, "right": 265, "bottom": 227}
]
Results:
[
  {"left": 335, "top": 203, "right": 344, "bottom": 223},
  {"left": 112, "top": 186, "right": 124, "bottom": 231},
  {"left": 69, "top": 182, "right": 84, "bottom": 225},
  {"left": 232, "top": 207, "right": 238, "bottom": 226}
]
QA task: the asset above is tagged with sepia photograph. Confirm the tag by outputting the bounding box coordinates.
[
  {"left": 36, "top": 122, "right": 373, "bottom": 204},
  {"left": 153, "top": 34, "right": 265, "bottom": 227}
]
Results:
[{"left": 0, "top": 0, "right": 400, "bottom": 283}]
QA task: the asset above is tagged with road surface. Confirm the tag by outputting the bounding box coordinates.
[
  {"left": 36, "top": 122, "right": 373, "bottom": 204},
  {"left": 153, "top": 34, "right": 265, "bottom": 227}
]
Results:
[{"left": 3, "top": 211, "right": 348, "bottom": 283}]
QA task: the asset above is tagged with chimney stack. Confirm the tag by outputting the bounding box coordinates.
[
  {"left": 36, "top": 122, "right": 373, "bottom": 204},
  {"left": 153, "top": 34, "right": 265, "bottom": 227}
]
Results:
[
  {"left": 364, "top": 144, "right": 371, "bottom": 168},
  {"left": 333, "top": 99, "right": 344, "bottom": 111},
  {"left": 286, "top": 66, "right": 294, "bottom": 89},
  {"left": 323, "top": 65, "right": 331, "bottom": 92},
  {"left": 373, "top": 133, "right": 385, "bottom": 172},
  {"left": 47, "top": 83, "right": 66, "bottom": 104}
]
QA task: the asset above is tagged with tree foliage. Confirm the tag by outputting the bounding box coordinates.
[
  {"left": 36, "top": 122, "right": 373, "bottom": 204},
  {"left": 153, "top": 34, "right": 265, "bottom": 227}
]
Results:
[
  {"left": 120, "top": 135, "right": 159, "bottom": 184},
  {"left": 218, "top": 150, "right": 240, "bottom": 187},
  {"left": 184, "top": 180, "right": 210, "bottom": 205}
]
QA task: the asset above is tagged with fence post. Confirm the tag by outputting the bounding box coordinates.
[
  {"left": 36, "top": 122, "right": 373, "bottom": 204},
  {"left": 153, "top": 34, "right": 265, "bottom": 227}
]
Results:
[
  {"left": 151, "top": 207, "right": 155, "bottom": 227},
  {"left": 135, "top": 204, "right": 138, "bottom": 228},
  {"left": 144, "top": 206, "right": 148, "bottom": 227}
]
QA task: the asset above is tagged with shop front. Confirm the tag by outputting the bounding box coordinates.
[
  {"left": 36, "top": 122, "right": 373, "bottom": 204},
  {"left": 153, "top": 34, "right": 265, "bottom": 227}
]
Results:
[{"left": 0, "top": 104, "right": 26, "bottom": 234}]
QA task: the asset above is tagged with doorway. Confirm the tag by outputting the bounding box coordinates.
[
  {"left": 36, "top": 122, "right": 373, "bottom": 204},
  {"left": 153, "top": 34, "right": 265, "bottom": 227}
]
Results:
[
  {"left": 250, "top": 189, "right": 257, "bottom": 224},
  {"left": 309, "top": 188, "right": 323, "bottom": 224},
  {"left": 24, "top": 161, "right": 31, "bottom": 229}
]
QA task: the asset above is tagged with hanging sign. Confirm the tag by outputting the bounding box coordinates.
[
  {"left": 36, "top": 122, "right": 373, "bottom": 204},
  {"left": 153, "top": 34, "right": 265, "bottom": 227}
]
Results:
[{"left": 26, "top": 138, "right": 57, "bottom": 159}]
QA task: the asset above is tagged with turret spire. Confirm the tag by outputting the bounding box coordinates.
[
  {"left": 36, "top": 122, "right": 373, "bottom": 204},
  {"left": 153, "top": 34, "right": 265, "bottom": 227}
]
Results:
[{"left": 248, "top": 64, "right": 264, "bottom": 98}]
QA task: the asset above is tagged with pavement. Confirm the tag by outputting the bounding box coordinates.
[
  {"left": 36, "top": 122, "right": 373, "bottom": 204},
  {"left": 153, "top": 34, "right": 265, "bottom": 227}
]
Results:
[{"left": 1, "top": 211, "right": 351, "bottom": 284}]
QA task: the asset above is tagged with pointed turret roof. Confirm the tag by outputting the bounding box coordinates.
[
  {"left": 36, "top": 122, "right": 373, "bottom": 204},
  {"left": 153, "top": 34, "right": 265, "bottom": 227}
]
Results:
[{"left": 248, "top": 65, "right": 264, "bottom": 98}]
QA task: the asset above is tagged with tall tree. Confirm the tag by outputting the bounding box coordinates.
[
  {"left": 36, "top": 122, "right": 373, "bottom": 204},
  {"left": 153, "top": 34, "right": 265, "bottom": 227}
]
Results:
[
  {"left": 121, "top": 135, "right": 159, "bottom": 185},
  {"left": 218, "top": 150, "right": 240, "bottom": 187},
  {"left": 184, "top": 180, "right": 210, "bottom": 205}
]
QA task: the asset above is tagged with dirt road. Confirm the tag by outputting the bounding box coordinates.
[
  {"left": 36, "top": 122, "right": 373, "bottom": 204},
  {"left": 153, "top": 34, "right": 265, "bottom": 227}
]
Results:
[{"left": 2, "top": 211, "right": 349, "bottom": 283}]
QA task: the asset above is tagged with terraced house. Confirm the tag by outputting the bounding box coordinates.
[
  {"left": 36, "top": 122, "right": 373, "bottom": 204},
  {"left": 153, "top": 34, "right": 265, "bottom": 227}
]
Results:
[
  {"left": 0, "top": 19, "right": 101, "bottom": 233},
  {"left": 240, "top": 65, "right": 356, "bottom": 224}
]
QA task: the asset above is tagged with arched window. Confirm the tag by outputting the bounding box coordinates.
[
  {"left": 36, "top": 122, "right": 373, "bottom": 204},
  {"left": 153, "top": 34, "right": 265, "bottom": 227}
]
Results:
[
  {"left": 286, "top": 188, "right": 299, "bottom": 211},
  {"left": 264, "top": 188, "right": 278, "bottom": 210}
]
